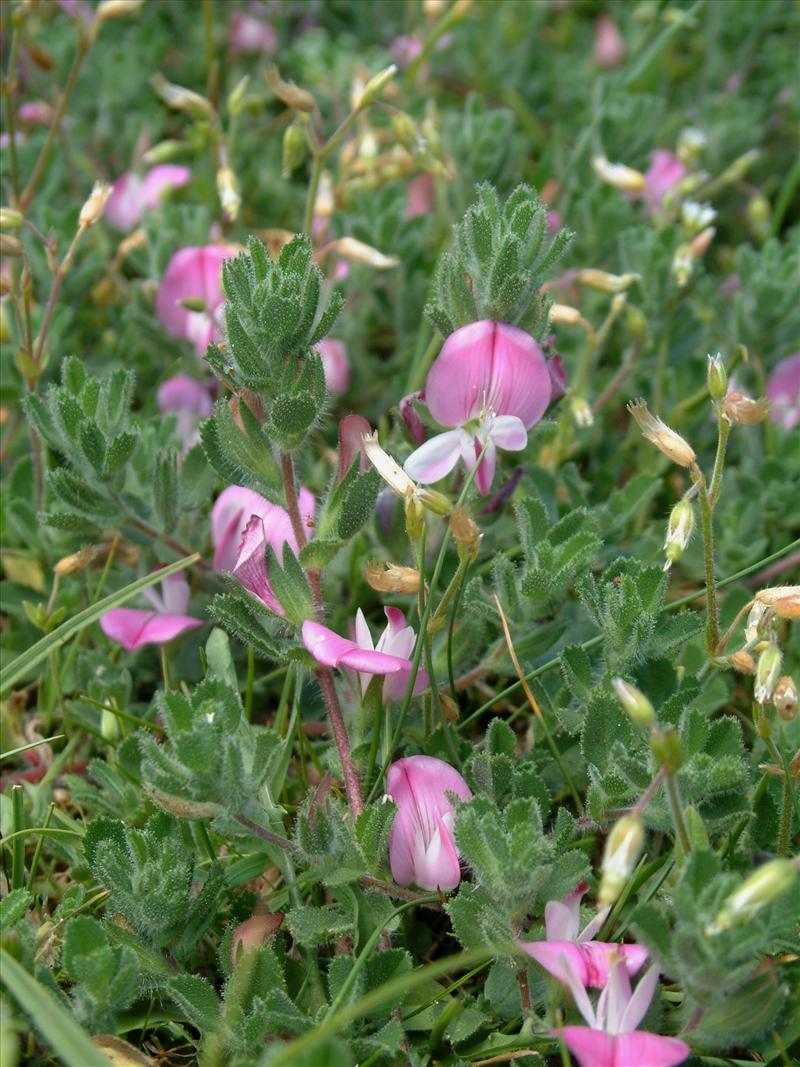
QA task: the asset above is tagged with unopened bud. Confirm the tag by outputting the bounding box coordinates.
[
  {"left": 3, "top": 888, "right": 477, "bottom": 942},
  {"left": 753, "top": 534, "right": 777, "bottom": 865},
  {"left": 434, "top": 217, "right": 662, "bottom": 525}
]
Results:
[
  {"left": 0, "top": 208, "right": 24, "bottom": 230},
  {"left": 101, "top": 707, "right": 120, "bottom": 743},
  {"left": 151, "top": 73, "right": 213, "bottom": 117},
  {"left": 754, "top": 586, "right": 800, "bottom": 620},
  {"left": 706, "top": 354, "right": 727, "bottom": 401},
  {"left": 449, "top": 506, "right": 481, "bottom": 551},
  {"left": 365, "top": 561, "right": 420, "bottom": 594},
  {"left": 729, "top": 649, "right": 755, "bottom": 675},
  {"left": 265, "top": 66, "right": 316, "bottom": 112},
  {"left": 599, "top": 814, "right": 644, "bottom": 906},
  {"left": 79, "top": 181, "right": 112, "bottom": 227},
  {"left": 392, "top": 111, "right": 421, "bottom": 153},
  {"left": 231, "top": 913, "right": 284, "bottom": 967},
  {"left": 405, "top": 496, "right": 425, "bottom": 542},
  {"left": 690, "top": 226, "right": 715, "bottom": 258},
  {"left": 0, "top": 234, "right": 23, "bottom": 256},
  {"left": 142, "top": 140, "right": 185, "bottom": 165},
  {"left": 227, "top": 75, "right": 249, "bottom": 117},
  {"left": 612, "top": 679, "right": 655, "bottom": 728},
  {"left": 651, "top": 726, "right": 683, "bottom": 774},
  {"left": 625, "top": 305, "right": 648, "bottom": 342},
  {"left": 746, "top": 194, "right": 771, "bottom": 239},
  {"left": 324, "top": 236, "right": 399, "bottom": 269},
  {"left": 718, "top": 148, "right": 759, "bottom": 186},
  {"left": 357, "top": 64, "right": 397, "bottom": 108},
  {"left": 773, "top": 676, "right": 798, "bottom": 721},
  {"left": 576, "top": 269, "right": 639, "bottom": 293},
  {"left": 627, "top": 399, "right": 696, "bottom": 468},
  {"left": 418, "top": 488, "right": 452, "bottom": 517},
  {"left": 663, "top": 499, "right": 695, "bottom": 567},
  {"left": 754, "top": 643, "right": 782, "bottom": 704},
  {"left": 724, "top": 390, "right": 770, "bottom": 425},
  {"left": 216, "top": 166, "right": 240, "bottom": 222},
  {"left": 95, "top": 0, "right": 143, "bottom": 22},
  {"left": 592, "top": 156, "right": 647, "bottom": 192},
  {"left": 708, "top": 858, "right": 796, "bottom": 935},
  {"left": 569, "top": 395, "right": 594, "bottom": 428},
  {"left": 549, "top": 303, "right": 584, "bottom": 326},
  {"left": 282, "top": 123, "right": 306, "bottom": 178}
]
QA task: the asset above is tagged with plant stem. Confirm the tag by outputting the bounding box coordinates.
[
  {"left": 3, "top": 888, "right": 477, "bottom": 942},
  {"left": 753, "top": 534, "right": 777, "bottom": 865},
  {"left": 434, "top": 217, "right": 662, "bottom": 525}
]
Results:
[
  {"left": 665, "top": 773, "right": 691, "bottom": 855},
  {"left": 694, "top": 467, "right": 719, "bottom": 655},
  {"left": 708, "top": 413, "right": 731, "bottom": 507},
  {"left": 765, "top": 738, "right": 794, "bottom": 857}
]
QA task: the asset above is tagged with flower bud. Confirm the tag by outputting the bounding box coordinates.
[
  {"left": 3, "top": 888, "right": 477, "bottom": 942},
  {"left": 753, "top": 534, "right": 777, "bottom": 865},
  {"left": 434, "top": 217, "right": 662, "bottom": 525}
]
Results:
[
  {"left": 746, "top": 193, "right": 771, "bottom": 240},
  {"left": 365, "top": 561, "right": 421, "bottom": 594},
  {"left": 357, "top": 64, "right": 397, "bottom": 108},
  {"left": 729, "top": 649, "right": 755, "bottom": 675},
  {"left": 95, "top": 0, "right": 143, "bottom": 22},
  {"left": 671, "top": 243, "right": 694, "bottom": 288},
  {"left": 150, "top": 73, "right": 213, "bottom": 117},
  {"left": 79, "top": 181, "right": 113, "bottom": 228},
  {"left": 101, "top": 707, "right": 120, "bottom": 743},
  {"left": 231, "top": 913, "right": 284, "bottom": 967},
  {"left": 405, "top": 496, "right": 425, "bottom": 542},
  {"left": 282, "top": 123, "right": 306, "bottom": 178},
  {"left": 625, "top": 304, "right": 648, "bottom": 343},
  {"left": 569, "top": 395, "right": 594, "bottom": 428},
  {"left": 392, "top": 111, "right": 421, "bottom": 153},
  {"left": 690, "top": 226, "right": 715, "bottom": 258},
  {"left": 142, "top": 140, "right": 185, "bottom": 165},
  {"left": 418, "top": 488, "right": 452, "bottom": 516},
  {"left": 599, "top": 815, "right": 644, "bottom": 907},
  {"left": 755, "top": 585, "right": 800, "bottom": 620},
  {"left": 265, "top": 66, "right": 316, "bottom": 112},
  {"left": 449, "top": 507, "right": 481, "bottom": 552},
  {"left": 677, "top": 126, "right": 706, "bottom": 164},
  {"left": 754, "top": 643, "right": 782, "bottom": 704},
  {"left": 548, "top": 303, "right": 584, "bottom": 326},
  {"left": 612, "top": 679, "right": 655, "bottom": 728},
  {"left": 216, "top": 166, "right": 241, "bottom": 222},
  {"left": 576, "top": 269, "right": 639, "bottom": 293},
  {"left": 592, "top": 156, "right": 647, "bottom": 192},
  {"left": 707, "top": 858, "right": 797, "bottom": 935},
  {"left": 717, "top": 148, "right": 759, "bottom": 186},
  {"left": 707, "top": 353, "right": 727, "bottom": 401},
  {"left": 0, "top": 207, "right": 24, "bottom": 230},
  {"left": 0, "top": 234, "right": 23, "bottom": 256},
  {"left": 663, "top": 498, "right": 694, "bottom": 567},
  {"left": 627, "top": 399, "right": 696, "bottom": 468},
  {"left": 651, "top": 726, "right": 683, "bottom": 775},
  {"left": 227, "top": 75, "right": 250, "bottom": 117},
  {"left": 324, "top": 236, "right": 399, "bottom": 269},
  {"left": 773, "top": 676, "right": 798, "bottom": 721}
]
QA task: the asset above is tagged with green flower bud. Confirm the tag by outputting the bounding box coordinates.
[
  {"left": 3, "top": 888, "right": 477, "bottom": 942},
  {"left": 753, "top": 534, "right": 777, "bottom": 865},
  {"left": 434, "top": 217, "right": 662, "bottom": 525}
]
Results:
[
  {"left": 405, "top": 496, "right": 425, "bottom": 542},
  {"left": 357, "top": 64, "right": 397, "bottom": 108},
  {"left": 0, "top": 208, "right": 24, "bottom": 230},
  {"left": 754, "top": 643, "right": 782, "bottom": 704},
  {"left": 707, "top": 858, "right": 797, "bottom": 935},
  {"left": 707, "top": 353, "right": 728, "bottom": 401},
  {"left": 663, "top": 499, "right": 695, "bottom": 567},
  {"left": 612, "top": 679, "right": 656, "bottom": 728},
  {"left": 418, "top": 488, "right": 452, "bottom": 517},
  {"left": 651, "top": 726, "right": 683, "bottom": 774},
  {"left": 282, "top": 123, "right": 307, "bottom": 179},
  {"left": 599, "top": 814, "right": 644, "bottom": 907}
]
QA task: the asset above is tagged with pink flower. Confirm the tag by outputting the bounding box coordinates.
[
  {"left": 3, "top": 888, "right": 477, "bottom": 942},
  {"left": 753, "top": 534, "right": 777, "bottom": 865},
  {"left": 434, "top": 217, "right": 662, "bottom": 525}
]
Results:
[
  {"left": 387, "top": 755, "right": 472, "bottom": 891},
  {"left": 229, "top": 11, "right": 278, "bottom": 54},
  {"left": 390, "top": 35, "right": 423, "bottom": 67},
  {"left": 406, "top": 173, "right": 435, "bottom": 219},
  {"left": 99, "top": 572, "right": 202, "bottom": 652},
  {"left": 317, "top": 338, "right": 350, "bottom": 395},
  {"left": 643, "top": 150, "right": 686, "bottom": 213},
  {"left": 399, "top": 391, "right": 426, "bottom": 444},
  {"left": 17, "top": 101, "right": 53, "bottom": 126},
  {"left": 211, "top": 485, "right": 314, "bottom": 614},
  {"left": 404, "top": 320, "right": 552, "bottom": 495},
  {"left": 105, "top": 165, "right": 192, "bottom": 232},
  {"left": 517, "top": 882, "right": 648, "bottom": 989},
  {"left": 555, "top": 955, "right": 690, "bottom": 1067},
  {"left": 546, "top": 210, "right": 561, "bottom": 234},
  {"left": 156, "top": 244, "right": 237, "bottom": 356},
  {"left": 302, "top": 615, "right": 414, "bottom": 678},
  {"left": 593, "top": 15, "right": 626, "bottom": 69},
  {"left": 354, "top": 607, "right": 429, "bottom": 701},
  {"left": 158, "top": 375, "right": 213, "bottom": 451},
  {"left": 338, "top": 415, "right": 371, "bottom": 481},
  {"left": 766, "top": 352, "right": 800, "bottom": 430},
  {"left": 547, "top": 353, "right": 567, "bottom": 401}
]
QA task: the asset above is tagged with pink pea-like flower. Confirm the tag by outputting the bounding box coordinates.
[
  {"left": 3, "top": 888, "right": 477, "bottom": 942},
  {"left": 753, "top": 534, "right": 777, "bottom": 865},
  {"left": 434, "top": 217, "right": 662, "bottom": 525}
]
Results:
[
  {"left": 301, "top": 616, "right": 413, "bottom": 678},
  {"left": 211, "top": 485, "right": 314, "bottom": 615},
  {"left": 387, "top": 755, "right": 472, "bottom": 892},
  {"left": 642, "top": 150, "right": 686, "bottom": 213},
  {"left": 229, "top": 11, "right": 278, "bottom": 54},
  {"left": 354, "top": 607, "right": 428, "bottom": 701},
  {"left": 766, "top": 352, "right": 800, "bottom": 430},
  {"left": 593, "top": 15, "right": 626, "bottom": 69},
  {"left": 105, "top": 165, "right": 192, "bottom": 232},
  {"left": 404, "top": 320, "right": 552, "bottom": 495},
  {"left": 337, "top": 415, "right": 372, "bottom": 481},
  {"left": 317, "top": 338, "right": 350, "bottom": 395},
  {"left": 406, "top": 173, "right": 435, "bottom": 219},
  {"left": 517, "top": 882, "right": 648, "bottom": 989},
  {"left": 157, "top": 375, "right": 214, "bottom": 452},
  {"left": 99, "top": 572, "right": 202, "bottom": 652},
  {"left": 156, "top": 244, "right": 237, "bottom": 356},
  {"left": 554, "top": 955, "right": 690, "bottom": 1067}
]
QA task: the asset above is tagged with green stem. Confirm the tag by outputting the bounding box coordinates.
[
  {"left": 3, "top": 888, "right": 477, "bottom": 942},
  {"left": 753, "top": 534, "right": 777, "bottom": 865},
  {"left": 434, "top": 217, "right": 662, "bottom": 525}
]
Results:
[
  {"left": 708, "top": 413, "right": 731, "bottom": 507},
  {"left": 765, "top": 738, "right": 794, "bottom": 857},
  {"left": 11, "top": 785, "right": 26, "bottom": 890},
  {"left": 665, "top": 773, "right": 691, "bottom": 855},
  {"left": 695, "top": 469, "right": 719, "bottom": 655},
  {"left": 303, "top": 152, "right": 323, "bottom": 236},
  {"left": 2, "top": 24, "right": 21, "bottom": 202},
  {"left": 245, "top": 646, "right": 255, "bottom": 721}
]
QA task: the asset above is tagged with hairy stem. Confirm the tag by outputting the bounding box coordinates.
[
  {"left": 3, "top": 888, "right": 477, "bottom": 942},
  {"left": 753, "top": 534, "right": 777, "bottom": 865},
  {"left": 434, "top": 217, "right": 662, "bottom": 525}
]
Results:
[{"left": 665, "top": 773, "right": 691, "bottom": 855}]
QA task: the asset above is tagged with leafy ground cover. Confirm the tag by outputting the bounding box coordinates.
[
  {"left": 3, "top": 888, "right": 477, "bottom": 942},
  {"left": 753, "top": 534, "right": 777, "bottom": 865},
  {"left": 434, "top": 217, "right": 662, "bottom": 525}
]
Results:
[{"left": 1, "top": 1, "right": 799, "bottom": 1065}]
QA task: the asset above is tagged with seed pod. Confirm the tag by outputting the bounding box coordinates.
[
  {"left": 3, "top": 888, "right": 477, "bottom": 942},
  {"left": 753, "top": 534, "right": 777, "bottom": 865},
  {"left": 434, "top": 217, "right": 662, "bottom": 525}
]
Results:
[
  {"left": 449, "top": 507, "right": 480, "bottom": 551},
  {"left": 282, "top": 123, "right": 306, "bottom": 178},
  {"left": 729, "top": 649, "right": 755, "bottom": 675},
  {"left": 706, "top": 353, "right": 727, "bottom": 401},
  {"left": 754, "top": 643, "right": 782, "bottom": 705},
  {"left": 627, "top": 399, "right": 696, "bottom": 468},
  {"left": 755, "top": 585, "right": 800, "bottom": 620},
  {"left": 598, "top": 814, "right": 644, "bottom": 907},
  {"left": 724, "top": 391, "right": 770, "bottom": 425},
  {"left": 592, "top": 155, "right": 646, "bottom": 192},
  {"left": 663, "top": 499, "right": 695, "bottom": 566},
  {"left": 265, "top": 65, "right": 316, "bottom": 113},
  {"left": 365, "top": 561, "right": 420, "bottom": 594},
  {"left": 708, "top": 858, "right": 797, "bottom": 935},
  {"left": 79, "top": 181, "right": 113, "bottom": 228},
  {"left": 773, "top": 676, "right": 798, "bottom": 721},
  {"left": 612, "top": 679, "right": 656, "bottom": 728}
]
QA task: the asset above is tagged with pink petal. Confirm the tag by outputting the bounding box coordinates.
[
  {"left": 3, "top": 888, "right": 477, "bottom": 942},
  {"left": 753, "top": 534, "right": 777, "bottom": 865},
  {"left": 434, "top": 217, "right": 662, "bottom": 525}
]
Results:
[
  {"left": 354, "top": 608, "right": 374, "bottom": 652},
  {"left": 518, "top": 940, "right": 587, "bottom": 985},
  {"left": 473, "top": 440, "right": 497, "bottom": 496},
  {"left": 405, "top": 173, "right": 435, "bottom": 219},
  {"left": 232, "top": 515, "right": 283, "bottom": 615},
  {"left": 157, "top": 571, "right": 192, "bottom": 615},
  {"left": 337, "top": 415, "right": 372, "bottom": 482},
  {"left": 156, "top": 245, "right": 235, "bottom": 355},
  {"left": 557, "top": 1027, "right": 617, "bottom": 1067},
  {"left": 547, "top": 354, "right": 567, "bottom": 401},
  {"left": 425, "top": 321, "right": 551, "bottom": 430},
  {"left": 412, "top": 811, "right": 462, "bottom": 891},
  {"left": 489, "top": 414, "right": 528, "bottom": 452},
  {"left": 609, "top": 1032, "right": 690, "bottom": 1067},
  {"left": 545, "top": 892, "right": 583, "bottom": 942},
  {"left": 766, "top": 352, "right": 800, "bottom": 430},
  {"left": 100, "top": 608, "right": 202, "bottom": 651},
  {"left": 644, "top": 151, "right": 686, "bottom": 211},
  {"left": 302, "top": 620, "right": 410, "bottom": 675},
  {"left": 404, "top": 430, "right": 465, "bottom": 484},
  {"left": 211, "top": 486, "right": 296, "bottom": 572},
  {"left": 619, "top": 963, "right": 660, "bottom": 1033},
  {"left": 383, "top": 664, "right": 429, "bottom": 702},
  {"left": 229, "top": 11, "right": 277, "bottom": 54},
  {"left": 556, "top": 949, "right": 597, "bottom": 1028},
  {"left": 339, "top": 646, "right": 411, "bottom": 674},
  {"left": 158, "top": 375, "right": 213, "bottom": 417},
  {"left": 399, "top": 391, "right": 427, "bottom": 444},
  {"left": 317, "top": 338, "right": 349, "bottom": 395},
  {"left": 104, "top": 173, "right": 144, "bottom": 232},
  {"left": 140, "top": 165, "right": 192, "bottom": 211},
  {"left": 298, "top": 487, "right": 316, "bottom": 533},
  {"left": 594, "top": 14, "right": 626, "bottom": 69}
]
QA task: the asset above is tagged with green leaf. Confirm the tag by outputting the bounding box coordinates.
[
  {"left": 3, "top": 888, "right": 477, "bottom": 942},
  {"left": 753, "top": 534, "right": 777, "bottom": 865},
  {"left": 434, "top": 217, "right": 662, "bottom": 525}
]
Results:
[
  {"left": 166, "top": 975, "right": 221, "bottom": 1033},
  {"left": 559, "top": 644, "right": 593, "bottom": 701},
  {"left": 0, "top": 887, "right": 32, "bottom": 928},
  {"left": 285, "top": 905, "right": 353, "bottom": 948},
  {"left": 0, "top": 950, "right": 113, "bottom": 1067},
  {"left": 0, "top": 554, "right": 200, "bottom": 695}
]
